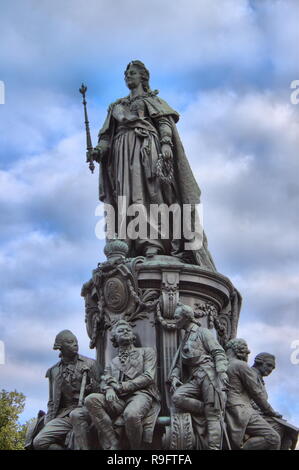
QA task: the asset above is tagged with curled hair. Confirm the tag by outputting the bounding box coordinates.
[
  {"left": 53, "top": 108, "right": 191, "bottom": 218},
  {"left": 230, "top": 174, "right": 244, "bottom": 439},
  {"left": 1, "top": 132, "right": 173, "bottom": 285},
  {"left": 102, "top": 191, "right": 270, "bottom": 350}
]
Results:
[
  {"left": 110, "top": 320, "right": 136, "bottom": 348},
  {"left": 125, "top": 60, "right": 151, "bottom": 92},
  {"left": 225, "top": 338, "right": 248, "bottom": 354}
]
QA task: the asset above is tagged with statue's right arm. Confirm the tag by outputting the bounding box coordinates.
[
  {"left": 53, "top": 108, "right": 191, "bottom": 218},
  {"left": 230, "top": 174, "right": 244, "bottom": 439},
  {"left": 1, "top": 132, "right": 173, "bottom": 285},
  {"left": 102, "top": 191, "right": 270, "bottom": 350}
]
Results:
[
  {"left": 92, "top": 135, "right": 110, "bottom": 163},
  {"left": 91, "top": 103, "right": 115, "bottom": 163},
  {"left": 88, "top": 135, "right": 109, "bottom": 164},
  {"left": 100, "top": 364, "right": 117, "bottom": 392},
  {"left": 99, "top": 365, "right": 120, "bottom": 402}
]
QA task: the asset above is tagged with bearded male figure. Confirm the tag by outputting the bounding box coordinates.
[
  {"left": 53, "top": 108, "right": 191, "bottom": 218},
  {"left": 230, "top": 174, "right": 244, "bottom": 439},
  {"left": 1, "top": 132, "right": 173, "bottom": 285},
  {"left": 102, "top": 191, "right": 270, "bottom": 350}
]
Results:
[
  {"left": 84, "top": 320, "right": 160, "bottom": 450},
  {"left": 33, "top": 330, "right": 100, "bottom": 450}
]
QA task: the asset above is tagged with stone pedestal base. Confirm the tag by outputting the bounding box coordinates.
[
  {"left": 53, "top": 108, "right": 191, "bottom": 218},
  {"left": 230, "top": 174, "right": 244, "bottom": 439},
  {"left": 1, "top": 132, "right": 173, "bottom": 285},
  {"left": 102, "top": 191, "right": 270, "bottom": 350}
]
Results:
[{"left": 82, "top": 254, "right": 241, "bottom": 418}]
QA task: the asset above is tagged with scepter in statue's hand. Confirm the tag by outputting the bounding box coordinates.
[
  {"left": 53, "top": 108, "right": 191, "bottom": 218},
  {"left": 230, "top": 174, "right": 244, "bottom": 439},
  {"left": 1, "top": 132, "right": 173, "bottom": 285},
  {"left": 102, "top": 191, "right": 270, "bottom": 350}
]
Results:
[{"left": 79, "top": 83, "right": 95, "bottom": 173}]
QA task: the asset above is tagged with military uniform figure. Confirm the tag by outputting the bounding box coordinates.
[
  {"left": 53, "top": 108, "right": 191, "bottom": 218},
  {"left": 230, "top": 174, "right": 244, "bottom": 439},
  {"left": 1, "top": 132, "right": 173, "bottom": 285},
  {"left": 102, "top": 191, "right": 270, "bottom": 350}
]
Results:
[
  {"left": 169, "top": 304, "right": 229, "bottom": 450},
  {"left": 251, "top": 352, "right": 299, "bottom": 450},
  {"left": 225, "top": 339, "right": 281, "bottom": 450},
  {"left": 33, "top": 330, "right": 100, "bottom": 450},
  {"left": 85, "top": 320, "right": 160, "bottom": 450}
]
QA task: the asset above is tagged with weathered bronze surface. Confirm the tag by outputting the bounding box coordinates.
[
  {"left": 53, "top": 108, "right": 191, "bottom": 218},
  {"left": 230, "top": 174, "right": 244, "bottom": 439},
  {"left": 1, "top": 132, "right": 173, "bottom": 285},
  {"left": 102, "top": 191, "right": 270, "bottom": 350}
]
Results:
[
  {"left": 90, "top": 61, "right": 215, "bottom": 269},
  {"left": 251, "top": 353, "right": 299, "bottom": 450},
  {"left": 32, "top": 330, "right": 100, "bottom": 450},
  {"left": 31, "top": 62, "right": 298, "bottom": 451},
  {"left": 168, "top": 304, "right": 228, "bottom": 450},
  {"left": 225, "top": 339, "right": 282, "bottom": 450},
  {"left": 84, "top": 320, "right": 160, "bottom": 450}
]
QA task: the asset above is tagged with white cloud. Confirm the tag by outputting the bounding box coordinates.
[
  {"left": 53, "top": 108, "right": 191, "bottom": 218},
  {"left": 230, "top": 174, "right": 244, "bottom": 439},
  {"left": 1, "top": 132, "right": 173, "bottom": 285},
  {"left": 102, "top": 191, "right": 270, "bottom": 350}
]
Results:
[{"left": 175, "top": 89, "right": 299, "bottom": 275}]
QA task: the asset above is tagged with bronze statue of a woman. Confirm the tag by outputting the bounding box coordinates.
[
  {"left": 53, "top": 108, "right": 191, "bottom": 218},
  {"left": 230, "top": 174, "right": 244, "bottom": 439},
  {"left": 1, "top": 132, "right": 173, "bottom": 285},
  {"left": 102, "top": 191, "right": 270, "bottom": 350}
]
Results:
[{"left": 90, "top": 60, "right": 215, "bottom": 271}]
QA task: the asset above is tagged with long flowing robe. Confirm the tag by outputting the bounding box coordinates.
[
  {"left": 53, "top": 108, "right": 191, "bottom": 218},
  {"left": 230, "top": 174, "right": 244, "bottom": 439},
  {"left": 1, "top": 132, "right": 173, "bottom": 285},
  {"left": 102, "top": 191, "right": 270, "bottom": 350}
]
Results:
[{"left": 97, "top": 90, "right": 215, "bottom": 270}]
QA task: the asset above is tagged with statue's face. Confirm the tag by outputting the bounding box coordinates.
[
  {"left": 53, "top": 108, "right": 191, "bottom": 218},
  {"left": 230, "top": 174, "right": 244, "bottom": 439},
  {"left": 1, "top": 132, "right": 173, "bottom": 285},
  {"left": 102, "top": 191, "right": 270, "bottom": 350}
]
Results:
[
  {"left": 173, "top": 307, "right": 189, "bottom": 329},
  {"left": 114, "top": 323, "right": 134, "bottom": 346},
  {"left": 258, "top": 359, "right": 275, "bottom": 377},
  {"left": 236, "top": 342, "right": 250, "bottom": 362},
  {"left": 125, "top": 66, "right": 142, "bottom": 90},
  {"left": 60, "top": 333, "right": 78, "bottom": 356}
]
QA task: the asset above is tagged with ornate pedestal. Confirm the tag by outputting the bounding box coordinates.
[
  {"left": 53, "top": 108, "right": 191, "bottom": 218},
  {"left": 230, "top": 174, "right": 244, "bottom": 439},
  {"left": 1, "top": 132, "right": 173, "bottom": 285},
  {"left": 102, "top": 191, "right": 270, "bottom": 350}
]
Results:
[{"left": 81, "top": 242, "right": 241, "bottom": 449}]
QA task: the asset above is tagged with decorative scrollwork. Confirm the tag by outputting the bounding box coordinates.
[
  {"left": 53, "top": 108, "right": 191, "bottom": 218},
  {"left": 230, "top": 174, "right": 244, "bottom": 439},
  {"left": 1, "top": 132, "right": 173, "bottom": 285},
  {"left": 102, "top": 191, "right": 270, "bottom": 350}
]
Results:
[{"left": 161, "top": 271, "right": 180, "bottom": 319}]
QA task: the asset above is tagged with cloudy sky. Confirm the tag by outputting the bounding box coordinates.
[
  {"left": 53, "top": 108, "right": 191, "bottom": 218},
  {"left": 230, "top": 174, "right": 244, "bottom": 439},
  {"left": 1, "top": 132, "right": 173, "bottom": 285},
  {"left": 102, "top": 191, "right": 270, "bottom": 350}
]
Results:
[{"left": 0, "top": 0, "right": 299, "bottom": 433}]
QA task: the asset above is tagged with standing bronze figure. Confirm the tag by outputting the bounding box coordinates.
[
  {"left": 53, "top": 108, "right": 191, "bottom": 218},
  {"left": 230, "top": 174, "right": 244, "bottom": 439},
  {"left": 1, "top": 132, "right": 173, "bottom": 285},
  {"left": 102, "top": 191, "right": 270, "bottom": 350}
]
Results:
[
  {"left": 168, "top": 304, "right": 228, "bottom": 450},
  {"left": 87, "top": 60, "right": 215, "bottom": 269}
]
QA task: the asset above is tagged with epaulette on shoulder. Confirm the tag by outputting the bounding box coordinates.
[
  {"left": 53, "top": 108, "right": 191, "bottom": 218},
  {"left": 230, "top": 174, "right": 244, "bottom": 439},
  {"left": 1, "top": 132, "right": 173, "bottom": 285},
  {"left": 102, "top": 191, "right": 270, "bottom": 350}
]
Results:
[
  {"left": 78, "top": 354, "right": 96, "bottom": 365},
  {"left": 149, "top": 89, "right": 159, "bottom": 97}
]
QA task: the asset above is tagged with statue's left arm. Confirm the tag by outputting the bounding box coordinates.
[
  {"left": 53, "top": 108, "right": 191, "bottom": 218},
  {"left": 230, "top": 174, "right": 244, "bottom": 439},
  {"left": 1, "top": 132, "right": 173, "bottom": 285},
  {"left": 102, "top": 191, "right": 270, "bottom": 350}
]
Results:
[
  {"left": 144, "top": 94, "right": 179, "bottom": 159},
  {"left": 99, "top": 363, "right": 117, "bottom": 392},
  {"left": 201, "top": 328, "right": 228, "bottom": 382},
  {"left": 156, "top": 116, "right": 173, "bottom": 159}
]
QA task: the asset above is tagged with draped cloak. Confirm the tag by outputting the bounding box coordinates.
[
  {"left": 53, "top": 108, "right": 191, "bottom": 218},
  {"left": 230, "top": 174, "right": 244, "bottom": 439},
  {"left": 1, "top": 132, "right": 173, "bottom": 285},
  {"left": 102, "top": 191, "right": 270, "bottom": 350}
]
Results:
[
  {"left": 97, "top": 91, "right": 216, "bottom": 270},
  {"left": 98, "top": 92, "right": 200, "bottom": 207}
]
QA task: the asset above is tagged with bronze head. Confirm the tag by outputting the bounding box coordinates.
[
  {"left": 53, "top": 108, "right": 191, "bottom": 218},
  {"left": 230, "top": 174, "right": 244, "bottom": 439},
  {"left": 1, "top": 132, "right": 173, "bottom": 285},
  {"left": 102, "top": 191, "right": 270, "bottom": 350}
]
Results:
[
  {"left": 110, "top": 320, "right": 136, "bottom": 348},
  {"left": 253, "top": 352, "right": 276, "bottom": 376},
  {"left": 225, "top": 338, "right": 250, "bottom": 362},
  {"left": 53, "top": 330, "right": 78, "bottom": 357},
  {"left": 124, "top": 60, "right": 150, "bottom": 92}
]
